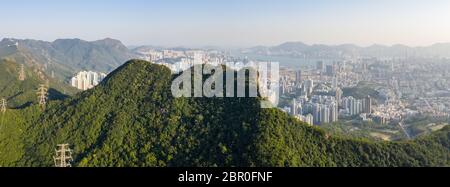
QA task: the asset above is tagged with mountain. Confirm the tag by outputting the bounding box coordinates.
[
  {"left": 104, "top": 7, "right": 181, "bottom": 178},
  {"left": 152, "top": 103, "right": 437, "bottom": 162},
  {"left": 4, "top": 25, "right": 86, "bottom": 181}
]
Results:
[
  {"left": 0, "top": 59, "right": 78, "bottom": 108},
  {"left": 132, "top": 45, "right": 166, "bottom": 52},
  {"left": 0, "top": 38, "right": 137, "bottom": 79},
  {"left": 243, "top": 42, "right": 450, "bottom": 59},
  {"left": 51, "top": 38, "right": 134, "bottom": 71},
  {"left": 0, "top": 59, "right": 444, "bottom": 167}
]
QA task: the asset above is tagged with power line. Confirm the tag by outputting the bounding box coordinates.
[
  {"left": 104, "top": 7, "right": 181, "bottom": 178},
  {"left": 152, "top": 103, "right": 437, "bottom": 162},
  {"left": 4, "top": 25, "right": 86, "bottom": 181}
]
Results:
[{"left": 54, "top": 144, "right": 73, "bottom": 167}]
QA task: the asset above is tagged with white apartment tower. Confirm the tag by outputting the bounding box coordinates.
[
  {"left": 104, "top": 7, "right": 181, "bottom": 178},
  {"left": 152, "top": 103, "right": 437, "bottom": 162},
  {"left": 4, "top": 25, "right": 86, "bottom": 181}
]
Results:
[{"left": 71, "top": 71, "right": 107, "bottom": 90}]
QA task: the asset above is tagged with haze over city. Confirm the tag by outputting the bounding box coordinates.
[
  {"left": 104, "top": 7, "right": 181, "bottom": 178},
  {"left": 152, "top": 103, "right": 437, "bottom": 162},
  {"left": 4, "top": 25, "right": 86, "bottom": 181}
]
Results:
[{"left": 2, "top": 0, "right": 450, "bottom": 47}]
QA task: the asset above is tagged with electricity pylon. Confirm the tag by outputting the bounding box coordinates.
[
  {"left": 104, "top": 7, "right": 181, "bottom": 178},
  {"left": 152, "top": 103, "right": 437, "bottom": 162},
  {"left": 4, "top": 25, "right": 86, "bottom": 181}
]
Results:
[
  {"left": 54, "top": 144, "right": 73, "bottom": 167},
  {"left": 19, "top": 64, "right": 25, "bottom": 81},
  {"left": 37, "top": 70, "right": 45, "bottom": 80},
  {"left": 0, "top": 98, "right": 6, "bottom": 113},
  {"left": 37, "top": 84, "right": 48, "bottom": 107}
]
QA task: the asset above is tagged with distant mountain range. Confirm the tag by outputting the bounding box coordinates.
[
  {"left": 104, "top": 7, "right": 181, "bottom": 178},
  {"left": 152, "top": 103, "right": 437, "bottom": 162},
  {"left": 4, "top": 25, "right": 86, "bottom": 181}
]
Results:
[
  {"left": 241, "top": 42, "right": 450, "bottom": 59},
  {"left": 2, "top": 37, "right": 450, "bottom": 81},
  {"left": 0, "top": 38, "right": 137, "bottom": 80}
]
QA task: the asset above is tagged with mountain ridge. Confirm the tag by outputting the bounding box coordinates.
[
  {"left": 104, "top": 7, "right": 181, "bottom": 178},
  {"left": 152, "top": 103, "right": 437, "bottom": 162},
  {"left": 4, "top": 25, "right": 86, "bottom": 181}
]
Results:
[
  {"left": 243, "top": 41, "right": 450, "bottom": 59},
  {"left": 272, "top": 41, "right": 450, "bottom": 49},
  {"left": 0, "top": 38, "right": 137, "bottom": 79}
]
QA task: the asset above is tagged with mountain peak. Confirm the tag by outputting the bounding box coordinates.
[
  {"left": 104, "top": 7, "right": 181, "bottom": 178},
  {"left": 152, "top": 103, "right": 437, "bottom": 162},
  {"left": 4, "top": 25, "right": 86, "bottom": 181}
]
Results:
[
  {"left": 98, "top": 37, "right": 120, "bottom": 42},
  {"left": 93, "top": 38, "right": 124, "bottom": 46},
  {"left": 53, "top": 38, "right": 84, "bottom": 42},
  {"left": 278, "top": 41, "right": 308, "bottom": 47},
  {"left": 99, "top": 59, "right": 172, "bottom": 91}
]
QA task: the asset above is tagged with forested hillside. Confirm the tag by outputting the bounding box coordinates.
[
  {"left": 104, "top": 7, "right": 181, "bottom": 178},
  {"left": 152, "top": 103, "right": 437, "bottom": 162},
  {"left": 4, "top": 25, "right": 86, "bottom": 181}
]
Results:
[
  {"left": 0, "top": 59, "right": 77, "bottom": 108},
  {"left": 0, "top": 38, "right": 136, "bottom": 80},
  {"left": 0, "top": 60, "right": 448, "bottom": 167}
]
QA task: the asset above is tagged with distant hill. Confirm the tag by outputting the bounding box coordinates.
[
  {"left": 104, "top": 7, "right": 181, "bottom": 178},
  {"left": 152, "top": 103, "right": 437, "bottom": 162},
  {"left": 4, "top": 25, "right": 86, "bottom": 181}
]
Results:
[
  {"left": 0, "top": 60, "right": 444, "bottom": 167},
  {"left": 243, "top": 42, "right": 450, "bottom": 59},
  {"left": 132, "top": 45, "right": 166, "bottom": 52},
  {"left": 52, "top": 38, "right": 135, "bottom": 71},
  {"left": 0, "top": 38, "right": 137, "bottom": 79},
  {"left": 342, "top": 81, "right": 384, "bottom": 101}
]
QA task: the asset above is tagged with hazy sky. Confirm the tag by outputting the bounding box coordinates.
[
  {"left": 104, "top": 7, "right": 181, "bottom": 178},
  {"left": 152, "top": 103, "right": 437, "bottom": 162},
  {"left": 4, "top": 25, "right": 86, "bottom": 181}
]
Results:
[{"left": 1, "top": 0, "right": 450, "bottom": 47}]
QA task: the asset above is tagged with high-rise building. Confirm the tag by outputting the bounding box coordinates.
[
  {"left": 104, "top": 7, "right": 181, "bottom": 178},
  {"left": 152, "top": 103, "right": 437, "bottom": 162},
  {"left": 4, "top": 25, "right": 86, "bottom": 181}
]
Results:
[
  {"left": 280, "top": 76, "right": 289, "bottom": 95},
  {"left": 357, "top": 100, "right": 362, "bottom": 115},
  {"left": 302, "top": 96, "right": 340, "bottom": 125},
  {"left": 363, "top": 95, "right": 372, "bottom": 114},
  {"left": 330, "top": 102, "right": 338, "bottom": 122},
  {"left": 305, "top": 114, "right": 314, "bottom": 126},
  {"left": 350, "top": 98, "right": 356, "bottom": 114},
  {"left": 297, "top": 105, "right": 303, "bottom": 116},
  {"left": 332, "top": 76, "right": 338, "bottom": 89},
  {"left": 316, "top": 61, "right": 324, "bottom": 72},
  {"left": 71, "top": 71, "right": 107, "bottom": 90},
  {"left": 335, "top": 88, "right": 343, "bottom": 106},
  {"left": 295, "top": 70, "right": 302, "bottom": 86},
  {"left": 163, "top": 50, "right": 185, "bottom": 59},
  {"left": 346, "top": 96, "right": 362, "bottom": 116},
  {"left": 320, "top": 105, "right": 330, "bottom": 124},
  {"left": 291, "top": 99, "right": 297, "bottom": 116},
  {"left": 312, "top": 104, "right": 321, "bottom": 125},
  {"left": 304, "top": 79, "right": 314, "bottom": 96},
  {"left": 326, "top": 65, "right": 336, "bottom": 76},
  {"left": 361, "top": 63, "right": 368, "bottom": 72},
  {"left": 342, "top": 96, "right": 365, "bottom": 116}
]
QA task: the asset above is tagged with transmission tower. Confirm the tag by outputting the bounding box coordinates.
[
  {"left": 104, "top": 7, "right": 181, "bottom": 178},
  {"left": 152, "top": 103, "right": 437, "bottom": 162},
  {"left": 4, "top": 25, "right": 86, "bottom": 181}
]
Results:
[
  {"left": 0, "top": 98, "right": 6, "bottom": 113},
  {"left": 53, "top": 144, "right": 73, "bottom": 167},
  {"left": 18, "top": 64, "right": 25, "bottom": 81},
  {"left": 37, "top": 70, "right": 45, "bottom": 80},
  {"left": 37, "top": 84, "right": 48, "bottom": 107}
]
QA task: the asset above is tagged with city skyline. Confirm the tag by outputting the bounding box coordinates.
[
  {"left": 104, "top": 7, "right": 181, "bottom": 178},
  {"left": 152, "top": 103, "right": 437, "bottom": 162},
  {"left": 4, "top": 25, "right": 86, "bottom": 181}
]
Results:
[{"left": 1, "top": 0, "right": 450, "bottom": 47}]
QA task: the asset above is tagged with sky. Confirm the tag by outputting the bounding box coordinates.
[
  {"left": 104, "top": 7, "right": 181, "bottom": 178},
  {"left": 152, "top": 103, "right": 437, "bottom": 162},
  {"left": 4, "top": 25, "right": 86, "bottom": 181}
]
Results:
[{"left": 1, "top": 0, "right": 450, "bottom": 47}]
